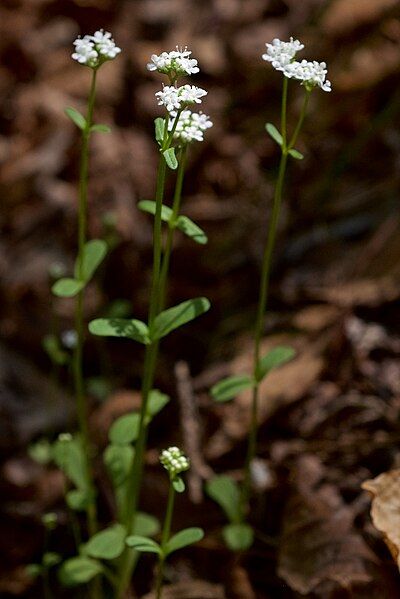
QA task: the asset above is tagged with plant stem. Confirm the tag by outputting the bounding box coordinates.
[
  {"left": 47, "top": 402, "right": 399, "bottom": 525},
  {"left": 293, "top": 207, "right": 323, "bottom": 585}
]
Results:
[
  {"left": 241, "top": 79, "right": 310, "bottom": 515},
  {"left": 155, "top": 482, "right": 175, "bottom": 599},
  {"left": 73, "top": 67, "right": 98, "bottom": 538}
]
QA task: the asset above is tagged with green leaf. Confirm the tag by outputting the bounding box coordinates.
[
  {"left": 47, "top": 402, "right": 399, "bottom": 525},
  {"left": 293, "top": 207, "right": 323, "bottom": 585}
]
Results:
[
  {"left": 211, "top": 375, "right": 253, "bottom": 403},
  {"left": 83, "top": 524, "right": 126, "bottom": 560},
  {"left": 288, "top": 148, "right": 304, "bottom": 160},
  {"left": 109, "top": 413, "right": 140, "bottom": 445},
  {"left": 59, "top": 556, "right": 102, "bottom": 586},
  {"left": 104, "top": 444, "right": 134, "bottom": 488},
  {"left": 65, "top": 107, "right": 86, "bottom": 130},
  {"left": 66, "top": 489, "right": 92, "bottom": 511},
  {"left": 125, "top": 535, "right": 161, "bottom": 554},
  {"left": 206, "top": 476, "right": 241, "bottom": 524},
  {"left": 42, "top": 334, "right": 69, "bottom": 366},
  {"left": 163, "top": 147, "right": 178, "bottom": 170},
  {"left": 222, "top": 523, "right": 254, "bottom": 551},
  {"left": 52, "top": 278, "right": 84, "bottom": 297},
  {"left": 89, "top": 318, "right": 150, "bottom": 345},
  {"left": 154, "top": 117, "right": 165, "bottom": 143},
  {"left": 75, "top": 239, "right": 107, "bottom": 282},
  {"left": 177, "top": 216, "right": 208, "bottom": 245},
  {"left": 255, "top": 346, "right": 295, "bottom": 382},
  {"left": 172, "top": 476, "right": 185, "bottom": 493},
  {"left": 147, "top": 389, "right": 170, "bottom": 419},
  {"left": 52, "top": 436, "right": 88, "bottom": 491},
  {"left": 165, "top": 527, "right": 204, "bottom": 556},
  {"left": 26, "top": 563, "right": 43, "bottom": 578},
  {"left": 137, "top": 200, "right": 172, "bottom": 223},
  {"left": 134, "top": 512, "right": 160, "bottom": 537},
  {"left": 28, "top": 438, "right": 52, "bottom": 465},
  {"left": 265, "top": 123, "right": 283, "bottom": 146},
  {"left": 152, "top": 297, "right": 210, "bottom": 340},
  {"left": 90, "top": 124, "right": 111, "bottom": 133},
  {"left": 42, "top": 552, "right": 62, "bottom": 568}
]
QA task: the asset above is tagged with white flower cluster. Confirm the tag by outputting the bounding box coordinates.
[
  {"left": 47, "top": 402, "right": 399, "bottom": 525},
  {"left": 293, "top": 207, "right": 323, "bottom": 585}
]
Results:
[
  {"left": 72, "top": 29, "right": 121, "bottom": 67},
  {"left": 168, "top": 109, "right": 213, "bottom": 144},
  {"left": 262, "top": 38, "right": 331, "bottom": 92},
  {"left": 147, "top": 47, "right": 199, "bottom": 78},
  {"left": 160, "top": 446, "right": 190, "bottom": 478},
  {"left": 155, "top": 84, "right": 207, "bottom": 113}
]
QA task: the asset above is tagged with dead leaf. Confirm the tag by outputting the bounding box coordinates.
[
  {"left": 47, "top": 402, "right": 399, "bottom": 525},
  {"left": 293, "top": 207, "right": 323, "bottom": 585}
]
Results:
[
  {"left": 141, "top": 580, "right": 225, "bottom": 599},
  {"left": 362, "top": 470, "right": 400, "bottom": 570}
]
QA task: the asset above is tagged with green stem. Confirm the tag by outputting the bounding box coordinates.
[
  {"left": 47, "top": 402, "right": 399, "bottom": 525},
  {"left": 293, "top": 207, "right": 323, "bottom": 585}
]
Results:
[
  {"left": 288, "top": 88, "right": 311, "bottom": 150},
  {"left": 155, "top": 482, "right": 175, "bottom": 599},
  {"left": 281, "top": 76, "right": 288, "bottom": 150},
  {"left": 73, "top": 67, "right": 98, "bottom": 539}
]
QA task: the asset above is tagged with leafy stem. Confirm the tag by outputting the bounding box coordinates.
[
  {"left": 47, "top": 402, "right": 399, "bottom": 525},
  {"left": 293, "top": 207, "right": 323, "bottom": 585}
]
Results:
[{"left": 155, "top": 481, "right": 176, "bottom": 599}]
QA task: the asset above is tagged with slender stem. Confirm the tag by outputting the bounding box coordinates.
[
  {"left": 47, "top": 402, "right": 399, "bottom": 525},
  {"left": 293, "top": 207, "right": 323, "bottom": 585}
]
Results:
[
  {"left": 281, "top": 76, "right": 288, "bottom": 151},
  {"left": 73, "top": 67, "right": 98, "bottom": 538},
  {"left": 155, "top": 482, "right": 175, "bottom": 599},
  {"left": 288, "top": 88, "right": 311, "bottom": 150}
]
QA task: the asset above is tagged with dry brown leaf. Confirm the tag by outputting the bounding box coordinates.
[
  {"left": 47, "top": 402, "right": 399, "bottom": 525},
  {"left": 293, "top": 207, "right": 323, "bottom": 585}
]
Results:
[
  {"left": 362, "top": 469, "right": 400, "bottom": 570},
  {"left": 141, "top": 580, "right": 225, "bottom": 599}
]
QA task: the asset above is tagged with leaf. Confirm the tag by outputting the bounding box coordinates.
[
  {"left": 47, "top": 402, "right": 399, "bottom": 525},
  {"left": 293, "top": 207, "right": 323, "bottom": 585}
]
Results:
[
  {"left": 152, "top": 297, "right": 210, "bottom": 340},
  {"left": 42, "top": 334, "right": 69, "bottom": 366},
  {"left": 109, "top": 413, "right": 140, "bottom": 445},
  {"left": 206, "top": 476, "right": 241, "bottom": 523},
  {"left": 134, "top": 512, "right": 160, "bottom": 537},
  {"left": 255, "top": 346, "right": 296, "bottom": 382},
  {"left": 163, "top": 147, "right": 178, "bottom": 170},
  {"left": 222, "top": 523, "right": 254, "bottom": 551},
  {"left": 65, "top": 107, "right": 86, "bottom": 130},
  {"left": 42, "top": 552, "right": 62, "bottom": 568},
  {"left": 138, "top": 200, "right": 173, "bottom": 222},
  {"left": 90, "top": 124, "right": 111, "bottom": 133},
  {"left": 52, "top": 278, "right": 84, "bottom": 297},
  {"left": 28, "top": 438, "right": 52, "bottom": 465},
  {"left": 147, "top": 389, "right": 170, "bottom": 419},
  {"left": 75, "top": 239, "right": 107, "bottom": 282},
  {"left": 66, "top": 489, "right": 92, "bottom": 511},
  {"left": 288, "top": 148, "right": 304, "bottom": 160},
  {"left": 177, "top": 216, "right": 208, "bottom": 245},
  {"left": 165, "top": 528, "right": 204, "bottom": 556},
  {"left": 154, "top": 117, "right": 165, "bottom": 143},
  {"left": 26, "top": 564, "right": 42, "bottom": 578},
  {"left": 211, "top": 375, "right": 253, "bottom": 403},
  {"left": 52, "top": 436, "right": 88, "bottom": 491},
  {"left": 172, "top": 477, "right": 185, "bottom": 493},
  {"left": 104, "top": 444, "right": 134, "bottom": 488},
  {"left": 59, "top": 556, "right": 102, "bottom": 586},
  {"left": 84, "top": 524, "right": 126, "bottom": 560},
  {"left": 265, "top": 123, "right": 283, "bottom": 146},
  {"left": 89, "top": 318, "right": 150, "bottom": 345},
  {"left": 125, "top": 535, "right": 161, "bottom": 554}
]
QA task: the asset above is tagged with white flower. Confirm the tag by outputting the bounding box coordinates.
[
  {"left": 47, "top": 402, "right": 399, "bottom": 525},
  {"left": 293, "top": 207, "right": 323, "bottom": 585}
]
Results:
[
  {"left": 155, "top": 84, "right": 207, "bottom": 112},
  {"left": 283, "top": 59, "right": 331, "bottom": 92},
  {"left": 147, "top": 46, "right": 200, "bottom": 77},
  {"left": 72, "top": 30, "right": 121, "bottom": 67},
  {"left": 72, "top": 38, "right": 98, "bottom": 66},
  {"left": 168, "top": 109, "right": 213, "bottom": 143},
  {"left": 160, "top": 447, "right": 190, "bottom": 478},
  {"left": 262, "top": 37, "right": 304, "bottom": 71}
]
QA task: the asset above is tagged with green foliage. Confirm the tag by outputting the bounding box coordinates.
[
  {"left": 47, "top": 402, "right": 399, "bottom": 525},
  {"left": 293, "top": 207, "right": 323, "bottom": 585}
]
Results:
[
  {"left": 90, "top": 124, "right": 111, "bottom": 133},
  {"left": 138, "top": 200, "right": 173, "bottom": 222},
  {"left": 288, "top": 148, "right": 304, "bottom": 160},
  {"left": 104, "top": 444, "right": 134, "bottom": 488},
  {"left": 65, "top": 107, "right": 86, "bottom": 130},
  {"left": 74, "top": 239, "right": 107, "bottom": 282},
  {"left": 172, "top": 476, "right": 185, "bottom": 493},
  {"left": 265, "top": 123, "right": 283, "bottom": 146},
  {"left": 28, "top": 438, "right": 52, "bottom": 465},
  {"left": 59, "top": 556, "right": 102, "bottom": 586},
  {"left": 109, "top": 413, "right": 140, "bottom": 445},
  {"left": 89, "top": 318, "right": 150, "bottom": 344},
  {"left": 42, "top": 552, "right": 62, "bottom": 568},
  {"left": 206, "top": 475, "right": 242, "bottom": 523},
  {"left": 176, "top": 216, "right": 208, "bottom": 244},
  {"left": 66, "top": 489, "right": 92, "bottom": 511},
  {"left": 147, "top": 389, "right": 170, "bottom": 419},
  {"left": 255, "top": 345, "right": 295, "bottom": 382},
  {"left": 83, "top": 524, "right": 126, "bottom": 560},
  {"left": 53, "top": 436, "right": 89, "bottom": 493},
  {"left": 152, "top": 297, "right": 210, "bottom": 340},
  {"left": 163, "top": 147, "right": 178, "bottom": 170},
  {"left": 26, "top": 563, "right": 42, "bottom": 578},
  {"left": 222, "top": 523, "right": 254, "bottom": 551},
  {"left": 134, "top": 512, "right": 160, "bottom": 537},
  {"left": 42, "top": 334, "right": 69, "bottom": 365},
  {"left": 125, "top": 535, "right": 161, "bottom": 554},
  {"left": 154, "top": 117, "right": 165, "bottom": 144},
  {"left": 52, "top": 278, "right": 84, "bottom": 297},
  {"left": 165, "top": 527, "right": 204, "bottom": 556},
  {"left": 211, "top": 375, "right": 253, "bottom": 403}
]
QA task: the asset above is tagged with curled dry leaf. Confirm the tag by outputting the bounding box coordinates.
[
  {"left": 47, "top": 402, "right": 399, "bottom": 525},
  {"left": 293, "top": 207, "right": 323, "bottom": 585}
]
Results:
[{"left": 362, "top": 470, "right": 400, "bottom": 570}]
